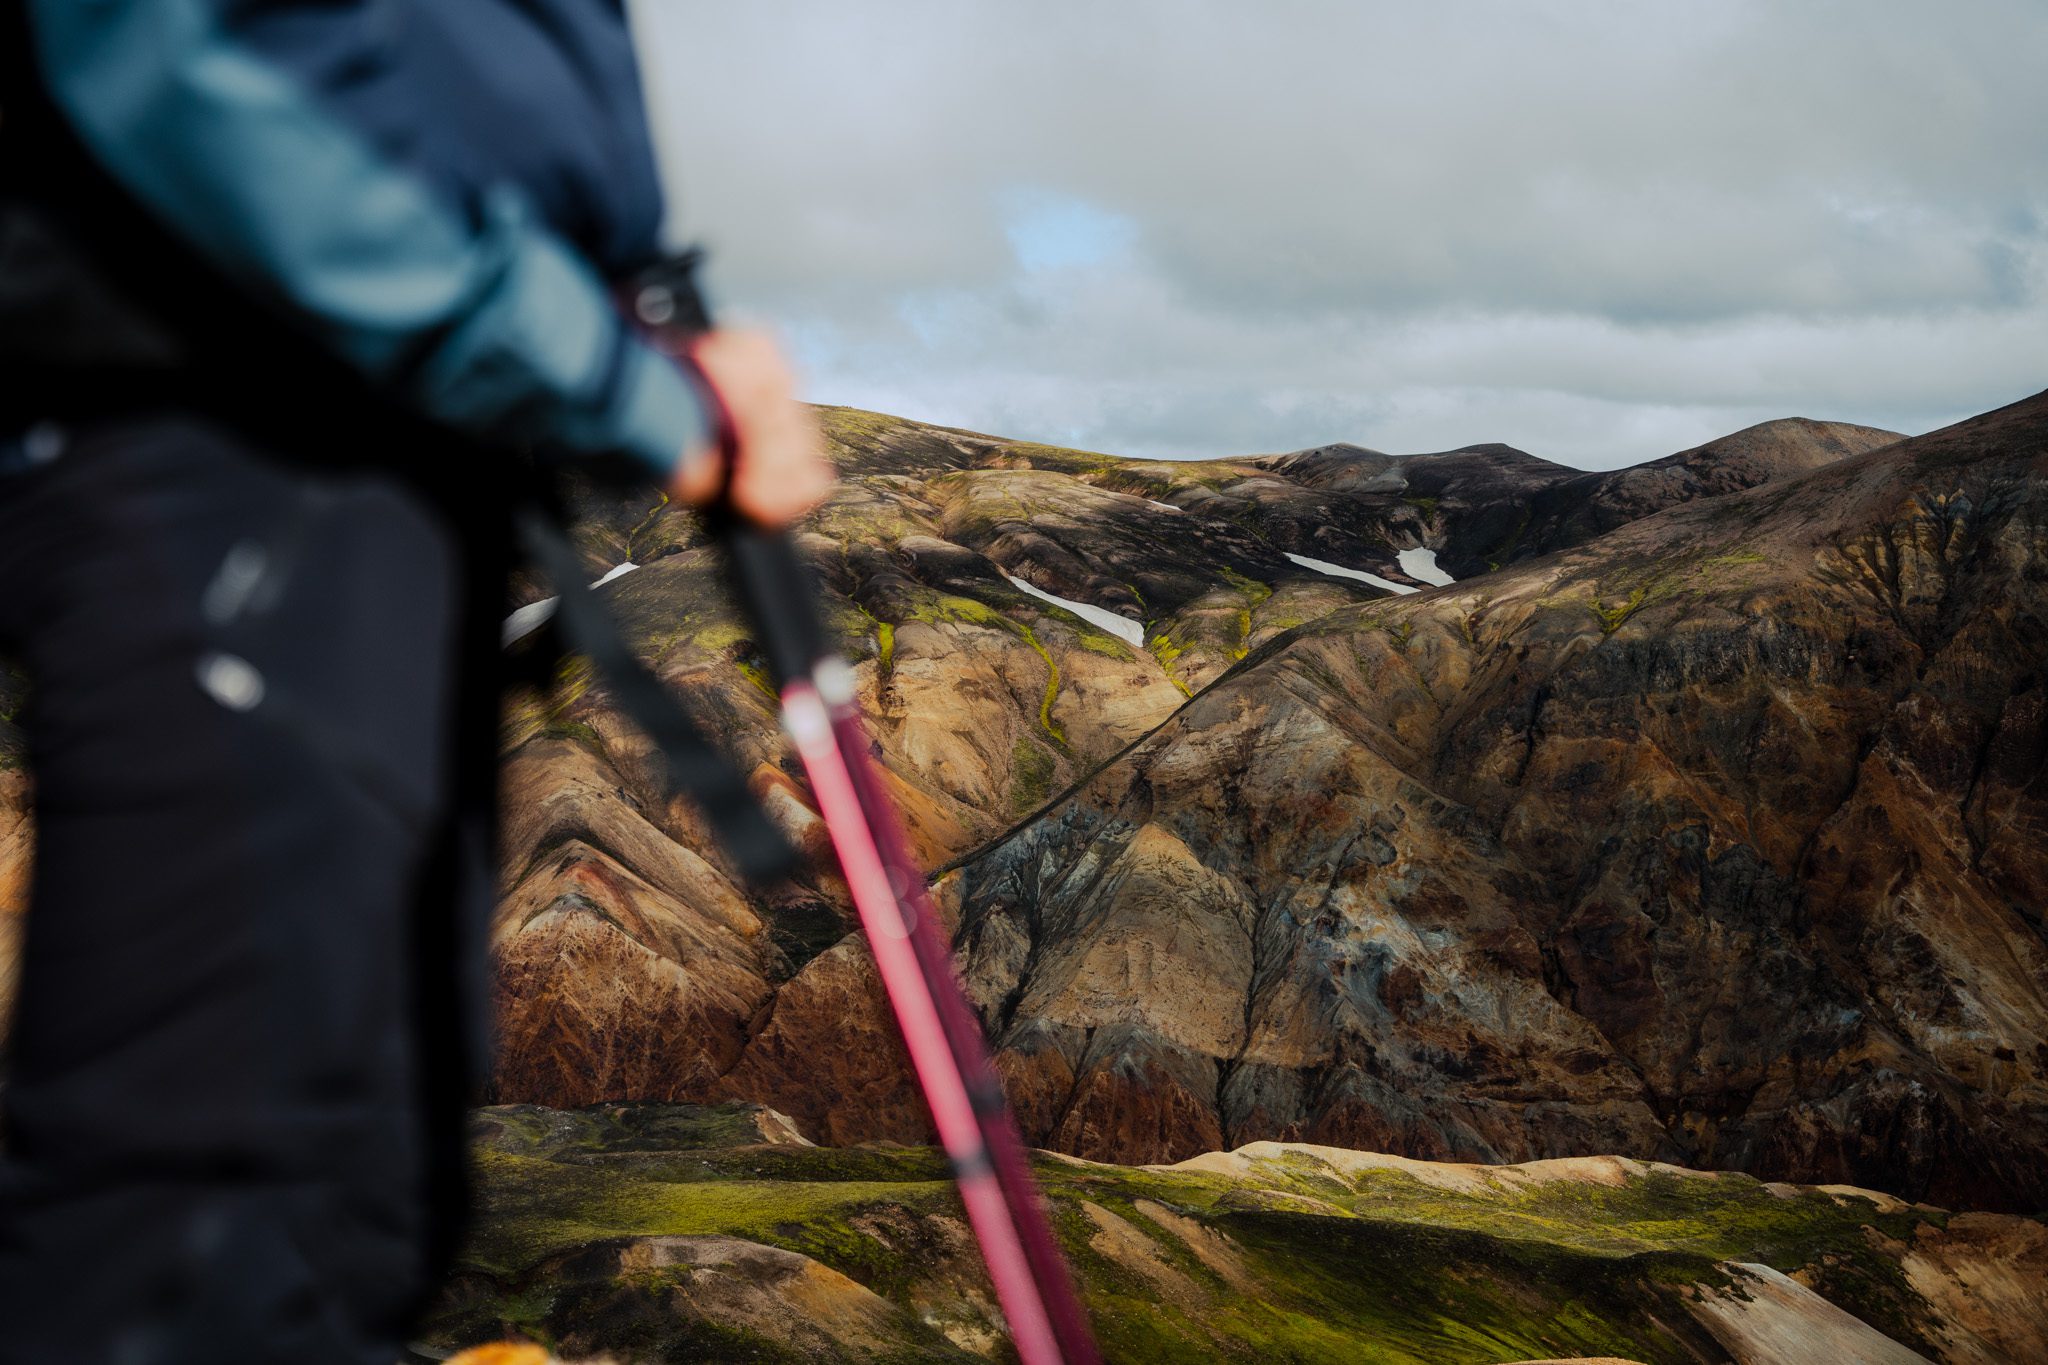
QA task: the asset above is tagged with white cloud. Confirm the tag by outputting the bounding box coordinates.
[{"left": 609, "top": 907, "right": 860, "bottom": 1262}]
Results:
[{"left": 633, "top": 0, "right": 2048, "bottom": 468}]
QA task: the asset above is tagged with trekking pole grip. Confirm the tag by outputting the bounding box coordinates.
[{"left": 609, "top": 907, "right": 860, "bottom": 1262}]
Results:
[{"left": 631, "top": 250, "right": 833, "bottom": 687}]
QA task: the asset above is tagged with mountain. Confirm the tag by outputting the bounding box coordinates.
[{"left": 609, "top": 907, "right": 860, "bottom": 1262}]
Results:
[
  {"left": 419, "top": 1099, "right": 2048, "bottom": 1364},
  {"left": 2, "top": 395, "right": 2040, "bottom": 1222},
  {"left": 940, "top": 393, "right": 2047, "bottom": 1212},
  {"left": 1482, "top": 417, "right": 1904, "bottom": 571},
  {"left": 469, "top": 390, "right": 2048, "bottom": 1218},
  {"left": 1249, "top": 417, "right": 1900, "bottom": 579}
]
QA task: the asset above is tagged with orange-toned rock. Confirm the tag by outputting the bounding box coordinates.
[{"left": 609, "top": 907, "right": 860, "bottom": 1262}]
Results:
[{"left": 711, "top": 938, "right": 928, "bottom": 1146}]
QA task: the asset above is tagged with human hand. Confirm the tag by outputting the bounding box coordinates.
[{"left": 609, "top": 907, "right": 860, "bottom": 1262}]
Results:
[{"left": 671, "top": 329, "right": 834, "bottom": 527}]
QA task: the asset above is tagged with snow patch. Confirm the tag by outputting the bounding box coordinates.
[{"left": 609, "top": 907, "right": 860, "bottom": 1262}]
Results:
[
  {"left": 1003, "top": 573, "right": 1145, "bottom": 646},
  {"left": 1396, "top": 548, "right": 1455, "bottom": 587},
  {"left": 1145, "top": 498, "right": 1182, "bottom": 513},
  {"left": 501, "top": 598, "right": 559, "bottom": 646},
  {"left": 502, "top": 562, "right": 641, "bottom": 646},
  {"left": 1284, "top": 552, "right": 1416, "bottom": 595}
]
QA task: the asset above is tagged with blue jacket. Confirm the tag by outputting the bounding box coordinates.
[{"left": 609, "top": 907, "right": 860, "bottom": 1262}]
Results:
[{"left": 12, "top": 0, "right": 710, "bottom": 479}]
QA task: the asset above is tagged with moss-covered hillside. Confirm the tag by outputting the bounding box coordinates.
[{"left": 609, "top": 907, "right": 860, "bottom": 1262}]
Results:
[{"left": 418, "top": 1103, "right": 2046, "bottom": 1365}]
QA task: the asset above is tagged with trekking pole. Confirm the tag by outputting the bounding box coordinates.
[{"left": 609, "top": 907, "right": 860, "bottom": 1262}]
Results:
[{"left": 628, "top": 256, "right": 1103, "bottom": 1365}]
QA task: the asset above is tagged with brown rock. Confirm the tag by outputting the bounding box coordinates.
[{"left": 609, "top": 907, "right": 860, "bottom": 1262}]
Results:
[{"left": 712, "top": 938, "right": 928, "bottom": 1146}]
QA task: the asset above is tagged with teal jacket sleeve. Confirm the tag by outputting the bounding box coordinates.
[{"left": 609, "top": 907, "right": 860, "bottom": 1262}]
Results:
[{"left": 22, "top": 0, "right": 713, "bottom": 480}]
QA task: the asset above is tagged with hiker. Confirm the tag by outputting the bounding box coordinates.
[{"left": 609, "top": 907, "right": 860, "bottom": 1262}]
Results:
[{"left": 0, "top": 2, "right": 830, "bottom": 1361}]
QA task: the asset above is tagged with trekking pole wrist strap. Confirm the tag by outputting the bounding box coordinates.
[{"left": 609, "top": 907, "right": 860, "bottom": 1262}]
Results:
[{"left": 618, "top": 251, "right": 740, "bottom": 500}]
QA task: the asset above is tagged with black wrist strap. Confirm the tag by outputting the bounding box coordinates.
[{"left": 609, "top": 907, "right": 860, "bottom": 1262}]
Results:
[{"left": 511, "top": 494, "right": 800, "bottom": 886}]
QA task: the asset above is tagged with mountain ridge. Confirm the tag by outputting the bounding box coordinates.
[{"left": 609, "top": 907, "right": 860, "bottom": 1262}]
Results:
[
  {"left": 1, "top": 392, "right": 2040, "bottom": 1224},
  {"left": 936, "top": 388, "right": 2046, "bottom": 1205}
]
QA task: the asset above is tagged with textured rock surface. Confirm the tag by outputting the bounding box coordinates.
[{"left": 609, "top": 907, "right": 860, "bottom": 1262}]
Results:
[
  {"left": 942, "top": 392, "right": 2048, "bottom": 1209},
  {"left": 4, "top": 394, "right": 2041, "bottom": 1225},
  {"left": 1895, "top": 1213, "right": 2048, "bottom": 1365},
  {"left": 1689, "top": 1261, "right": 1930, "bottom": 1364},
  {"left": 425, "top": 1101, "right": 2044, "bottom": 1364},
  {"left": 462, "top": 394, "right": 2047, "bottom": 1214}
]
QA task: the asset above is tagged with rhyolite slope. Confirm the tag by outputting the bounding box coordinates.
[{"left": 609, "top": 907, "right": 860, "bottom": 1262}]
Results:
[
  {"left": 947, "top": 392, "right": 2048, "bottom": 1209},
  {"left": 477, "top": 402, "right": 1929, "bottom": 1147}
]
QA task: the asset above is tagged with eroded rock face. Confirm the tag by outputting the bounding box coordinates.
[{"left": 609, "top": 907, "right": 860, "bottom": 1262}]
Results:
[
  {"left": 1897, "top": 1213, "right": 2048, "bottom": 1365},
  {"left": 490, "top": 740, "right": 776, "bottom": 1106},
  {"left": 709, "top": 938, "right": 925, "bottom": 1147},
  {"left": 949, "top": 392, "right": 2048, "bottom": 1208},
  {"left": 473, "top": 395, "right": 2046, "bottom": 1211}
]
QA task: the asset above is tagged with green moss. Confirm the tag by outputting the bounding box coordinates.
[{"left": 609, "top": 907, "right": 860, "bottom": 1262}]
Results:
[
  {"left": 1196, "top": 1209, "right": 1715, "bottom": 1364},
  {"left": 1591, "top": 584, "right": 1649, "bottom": 634},
  {"left": 464, "top": 1147, "right": 953, "bottom": 1277},
  {"left": 817, "top": 405, "right": 915, "bottom": 447},
  {"left": 444, "top": 1105, "right": 1953, "bottom": 1365},
  {"left": 903, "top": 593, "right": 1011, "bottom": 631},
  {"left": 621, "top": 491, "right": 673, "bottom": 562},
  {"left": 998, "top": 438, "right": 1124, "bottom": 473},
  {"left": 876, "top": 621, "right": 895, "bottom": 675},
  {"left": 521, "top": 657, "right": 607, "bottom": 753},
  {"left": 475, "top": 1103, "right": 790, "bottom": 1158},
  {"left": 1146, "top": 632, "right": 1185, "bottom": 669},
  {"left": 734, "top": 657, "right": 777, "bottom": 700},
  {"left": 1697, "top": 550, "right": 1768, "bottom": 573},
  {"left": 1254, "top": 609, "right": 1315, "bottom": 634},
  {"left": 1080, "top": 1292, "right": 1217, "bottom": 1362},
  {"left": 607, "top": 1146, "right": 952, "bottom": 1187},
  {"left": 901, "top": 589, "right": 1073, "bottom": 741},
  {"left": 1145, "top": 632, "right": 1194, "bottom": 695},
  {"left": 1218, "top": 566, "right": 1274, "bottom": 604},
  {"left": 692, "top": 621, "right": 753, "bottom": 652},
  {"left": 1404, "top": 496, "right": 1440, "bottom": 517},
  {"left": 549, "top": 655, "right": 595, "bottom": 706},
  {"left": 1073, "top": 629, "right": 1135, "bottom": 659},
  {"left": 1009, "top": 735, "right": 1058, "bottom": 815},
  {"left": 541, "top": 718, "right": 605, "bottom": 750},
  {"left": 1021, "top": 626, "right": 1067, "bottom": 744}
]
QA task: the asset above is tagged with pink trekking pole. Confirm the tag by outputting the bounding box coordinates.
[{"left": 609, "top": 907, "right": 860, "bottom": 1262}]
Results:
[{"left": 632, "top": 255, "right": 1103, "bottom": 1365}]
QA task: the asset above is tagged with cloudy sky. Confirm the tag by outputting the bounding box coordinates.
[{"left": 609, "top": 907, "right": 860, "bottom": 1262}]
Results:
[{"left": 635, "top": 1, "right": 2047, "bottom": 469}]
